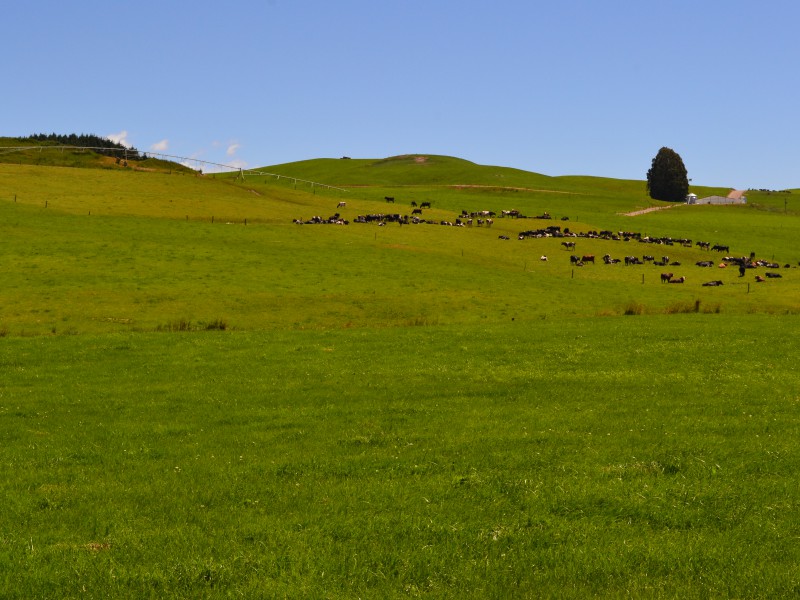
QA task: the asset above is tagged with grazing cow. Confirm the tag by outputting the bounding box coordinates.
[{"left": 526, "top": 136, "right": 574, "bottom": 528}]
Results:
[
  {"left": 561, "top": 241, "right": 576, "bottom": 250},
  {"left": 661, "top": 272, "right": 673, "bottom": 283},
  {"left": 669, "top": 276, "right": 686, "bottom": 283},
  {"left": 703, "top": 280, "right": 724, "bottom": 286},
  {"left": 337, "top": 201, "right": 346, "bottom": 208},
  {"left": 420, "top": 201, "right": 431, "bottom": 208},
  {"left": 712, "top": 244, "right": 730, "bottom": 253},
  {"left": 570, "top": 255, "right": 581, "bottom": 264},
  {"left": 385, "top": 196, "right": 395, "bottom": 203},
  {"left": 581, "top": 255, "right": 595, "bottom": 264},
  {"left": 411, "top": 208, "right": 423, "bottom": 215},
  {"left": 696, "top": 241, "right": 711, "bottom": 250},
  {"left": 411, "top": 201, "right": 417, "bottom": 207},
  {"left": 643, "top": 255, "right": 654, "bottom": 263}
]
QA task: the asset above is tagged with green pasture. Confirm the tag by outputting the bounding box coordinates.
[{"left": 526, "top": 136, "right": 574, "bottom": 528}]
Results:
[
  {"left": 2, "top": 318, "right": 800, "bottom": 598},
  {"left": 2, "top": 159, "right": 799, "bottom": 337},
  {"left": 1, "top": 150, "right": 800, "bottom": 597}
]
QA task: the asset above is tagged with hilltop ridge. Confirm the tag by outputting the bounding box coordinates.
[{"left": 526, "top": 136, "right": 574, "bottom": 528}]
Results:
[{"left": 253, "top": 154, "right": 557, "bottom": 188}]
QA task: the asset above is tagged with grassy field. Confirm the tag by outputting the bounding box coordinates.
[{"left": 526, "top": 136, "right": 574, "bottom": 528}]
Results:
[
  {"left": 3, "top": 319, "right": 800, "bottom": 597},
  {"left": 1, "top": 147, "right": 799, "bottom": 597}
]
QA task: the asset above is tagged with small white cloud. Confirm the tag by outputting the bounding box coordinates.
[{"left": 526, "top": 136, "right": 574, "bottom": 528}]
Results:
[
  {"left": 150, "top": 139, "right": 169, "bottom": 152},
  {"left": 226, "top": 143, "right": 241, "bottom": 157},
  {"left": 180, "top": 160, "right": 202, "bottom": 172},
  {"left": 107, "top": 130, "right": 131, "bottom": 147}
]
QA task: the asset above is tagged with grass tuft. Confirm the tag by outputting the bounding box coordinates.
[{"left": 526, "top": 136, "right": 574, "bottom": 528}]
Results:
[{"left": 623, "top": 301, "right": 646, "bottom": 315}]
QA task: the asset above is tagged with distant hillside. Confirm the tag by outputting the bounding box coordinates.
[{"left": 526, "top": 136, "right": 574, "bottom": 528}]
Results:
[
  {"left": 23, "top": 133, "right": 144, "bottom": 159},
  {"left": 254, "top": 155, "right": 559, "bottom": 188},
  {"left": 247, "top": 154, "right": 732, "bottom": 201},
  {"left": 0, "top": 136, "right": 193, "bottom": 174}
]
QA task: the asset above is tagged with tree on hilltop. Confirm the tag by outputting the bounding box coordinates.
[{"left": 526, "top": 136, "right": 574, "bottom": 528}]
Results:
[
  {"left": 646, "top": 147, "right": 689, "bottom": 202},
  {"left": 23, "top": 133, "right": 143, "bottom": 160}
]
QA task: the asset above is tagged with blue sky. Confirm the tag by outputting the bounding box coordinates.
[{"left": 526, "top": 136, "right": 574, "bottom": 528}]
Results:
[{"left": 4, "top": 0, "right": 798, "bottom": 189}]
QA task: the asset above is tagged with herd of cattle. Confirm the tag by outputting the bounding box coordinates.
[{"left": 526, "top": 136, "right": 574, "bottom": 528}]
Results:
[{"left": 292, "top": 197, "right": 793, "bottom": 285}]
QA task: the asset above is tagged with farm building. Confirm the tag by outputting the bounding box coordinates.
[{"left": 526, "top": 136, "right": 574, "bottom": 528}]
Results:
[{"left": 687, "top": 191, "right": 747, "bottom": 205}]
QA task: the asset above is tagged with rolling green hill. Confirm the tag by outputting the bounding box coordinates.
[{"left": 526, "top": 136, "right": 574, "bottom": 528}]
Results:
[{"left": 244, "top": 153, "right": 733, "bottom": 199}]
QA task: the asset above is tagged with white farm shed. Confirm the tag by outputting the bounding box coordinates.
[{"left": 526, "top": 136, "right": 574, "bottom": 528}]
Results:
[
  {"left": 687, "top": 190, "right": 747, "bottom": 205},
  {"left": 694, "top": 195, "right": 747, "bottom": 205}
]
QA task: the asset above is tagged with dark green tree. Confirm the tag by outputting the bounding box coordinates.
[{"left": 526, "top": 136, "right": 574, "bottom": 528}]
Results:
[{"left": 646, "top": 147, "right": 689, "bottom": 202}]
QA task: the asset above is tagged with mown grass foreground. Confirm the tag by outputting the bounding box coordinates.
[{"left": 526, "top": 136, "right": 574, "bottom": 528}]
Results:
[
  {"left": 1, "top": 150, "right": 800, "bottom": 597},
  {"left": 2, "top": 318, "right": 799, "bottom": 598}
]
